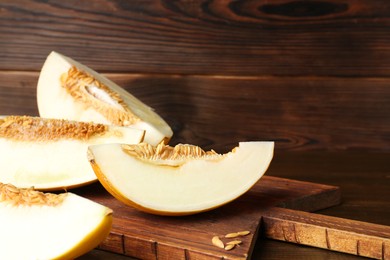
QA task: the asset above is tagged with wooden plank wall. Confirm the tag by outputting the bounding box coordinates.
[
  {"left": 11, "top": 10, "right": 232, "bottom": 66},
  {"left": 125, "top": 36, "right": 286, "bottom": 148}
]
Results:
[{"left": 1, "top": 0, "right": 389, "bottom": 152}]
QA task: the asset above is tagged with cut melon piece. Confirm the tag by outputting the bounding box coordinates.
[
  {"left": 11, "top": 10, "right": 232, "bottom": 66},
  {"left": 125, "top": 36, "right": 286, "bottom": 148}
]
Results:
[
  {"left": 88, "top": 141, "right": 274, "bottom": 216},
  {"left": 37, "top": 51, "right": 173, "bottom": 145},
  {"left": 0, "top": 183, "right": 112, "bottom": 260},
  {"left": 0, "top": 115, "right": 144, "bottom": 190}
]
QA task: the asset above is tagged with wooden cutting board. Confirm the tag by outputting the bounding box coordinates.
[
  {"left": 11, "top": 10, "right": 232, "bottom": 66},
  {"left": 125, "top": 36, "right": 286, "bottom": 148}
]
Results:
[{"left": 76, "top": 176, "right": 389, "bottom": 259}]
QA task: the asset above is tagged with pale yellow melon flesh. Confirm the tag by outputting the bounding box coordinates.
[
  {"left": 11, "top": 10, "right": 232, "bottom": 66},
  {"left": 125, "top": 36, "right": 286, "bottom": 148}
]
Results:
[
  {"left": 37, "top": 51, "right": 173, "bottom": 145},
  {"left": 0, "top": 183, "right": 112, "bottom": 260},
  {"left": 0, "top": 115, "right": 144, "bottom": 190},
  {"left": 88, "top": 141, "right": 274, "bottom": 216}
]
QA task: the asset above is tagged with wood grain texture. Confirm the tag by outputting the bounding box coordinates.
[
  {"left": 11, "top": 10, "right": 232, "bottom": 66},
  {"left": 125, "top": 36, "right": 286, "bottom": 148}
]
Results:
[
  {"left": 268, "top": 151, "right": 390, "bottom": 227},
  {"left": 262, "top": 208, "right": 390, "bottom": 260},
  {"left": 1, "top": 1, "right": 389, "bottom": 259},
  {"left": 76, "top": 173, "right": 388, "bottom": 260},
  {"left": 1, "top": 71, "right": 389, "bottom": 151},
  {"left": 1, "top": 0, "right": 390, "bottom": 76},
  {"left": 76, "top": 152, "right": 390, "bottom": 260},
  {"left": 75, "top": 176, "right": 341, "bottom": 260}
]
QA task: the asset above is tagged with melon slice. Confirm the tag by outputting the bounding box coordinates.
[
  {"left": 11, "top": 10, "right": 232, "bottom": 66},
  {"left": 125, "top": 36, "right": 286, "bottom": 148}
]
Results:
[
  {"left": 88, "top": 141, "right": 274, "bottom": 216},
  {"left": 37, "top": 51, "right": 173, "bottom": 145},
  {"left": 0, "top": 183, "right": 112, "bottom": 260},
  {"left": 0, "top": 115, "right": 144, "bottom": 190}
]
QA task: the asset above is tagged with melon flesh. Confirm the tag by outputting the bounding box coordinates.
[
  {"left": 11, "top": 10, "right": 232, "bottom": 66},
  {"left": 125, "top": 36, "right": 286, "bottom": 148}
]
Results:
[
  {"left": 0, "top": 116, "right": 145, "bottom": 190},
  {"left": 88, "top": 141, "right": 274, "bottom": 216},
  {"left": 37, "top": 51, "right": 173, "bottom": 145},
  {"left": 0, "top": 184, "right": 112, "bottom": 260}
]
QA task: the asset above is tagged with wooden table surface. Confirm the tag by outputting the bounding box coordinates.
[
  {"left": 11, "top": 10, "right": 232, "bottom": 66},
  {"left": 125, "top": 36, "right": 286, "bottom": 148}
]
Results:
[
  {"left": 1, "top": 1, "right": 389, "bottom": 259},
  {"left": 75, "top": 151, "right": 389, "bottom": 260}
]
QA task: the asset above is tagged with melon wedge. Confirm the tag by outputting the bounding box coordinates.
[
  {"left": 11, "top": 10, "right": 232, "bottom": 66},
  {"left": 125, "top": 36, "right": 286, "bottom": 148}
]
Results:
[
  {"left": 0, "top": 183, "right": 112, "bottom": 260},
  {"left": 88, "top": 141, "right": 274, "bottom": 216},
  {"left": 37, "top": 51, "right": 173, "bottom": 145},
  {"left": 0, "top": 115, "right": 144, "bottom": 190}
]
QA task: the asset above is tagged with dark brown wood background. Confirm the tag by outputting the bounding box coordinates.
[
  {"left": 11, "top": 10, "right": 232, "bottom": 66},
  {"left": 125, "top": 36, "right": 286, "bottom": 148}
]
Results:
[
  {"left": 1, "top": 0, "right": 390, "bottom": 152},
  {"left": 1, "top": 1, "right": 389, "bottom": 259}
]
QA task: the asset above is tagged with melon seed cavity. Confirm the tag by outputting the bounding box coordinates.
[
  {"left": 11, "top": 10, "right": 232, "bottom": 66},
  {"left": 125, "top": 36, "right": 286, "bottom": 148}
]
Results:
[{"left": 60, "top": 66, "right": 140, "bottom": 126}]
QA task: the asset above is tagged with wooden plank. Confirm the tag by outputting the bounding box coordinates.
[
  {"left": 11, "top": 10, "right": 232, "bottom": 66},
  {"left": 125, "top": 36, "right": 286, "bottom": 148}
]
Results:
[
  {"left": 1, "top": 71, "right": 390, "bottom": 151},
  {"left": 262, "top": 207, "right": 390, "bottom": 260},
  {"left": 81, "top": 151, "right": 390, "bottom": 260},
  {"left": 0, "top": 71, "right": 39, "bottom": 116},
  {"left": 97, "top": 231, "right": 124, "bottom": 255},
  {"left": 0, "top": 0, "right": 390, "bottom": 76},
  {"left": 76, "top": 176, "right": 341, "bottom": 260},
  {"left": 88, "top": 175, "right": 389, "bottom": 259}
]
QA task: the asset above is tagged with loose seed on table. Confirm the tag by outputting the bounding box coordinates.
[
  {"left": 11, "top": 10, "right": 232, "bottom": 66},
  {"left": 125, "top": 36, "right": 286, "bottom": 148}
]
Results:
[
  {"left": 226, "top": 240, "right": 242, "bottom": 245},
  {"left": 237, "top": 230, "right": 250, "bottom": 236},
  {"left": 224, "top": 244, "right": 235, "bottom": 251},
  {"left": 212, "top": 236, "right": 224, "bottom": 249}
]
